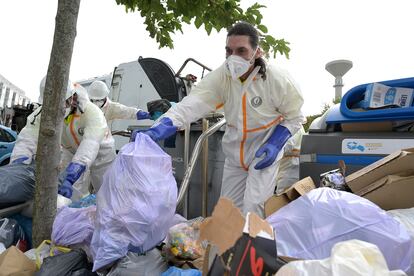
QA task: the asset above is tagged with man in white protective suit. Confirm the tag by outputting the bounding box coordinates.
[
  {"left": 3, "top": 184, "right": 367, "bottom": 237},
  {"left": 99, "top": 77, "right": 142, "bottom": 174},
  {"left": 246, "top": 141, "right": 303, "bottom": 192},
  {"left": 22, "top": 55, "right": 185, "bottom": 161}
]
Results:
[
  {"left": 132, "top": 22, "right": 305, "bottom": 217},
  {"left": 87, "top": 80, "right": 151, "bottom": 122},
  {"left": 10, "top": 77, "right": 115, "bottom": 199}
]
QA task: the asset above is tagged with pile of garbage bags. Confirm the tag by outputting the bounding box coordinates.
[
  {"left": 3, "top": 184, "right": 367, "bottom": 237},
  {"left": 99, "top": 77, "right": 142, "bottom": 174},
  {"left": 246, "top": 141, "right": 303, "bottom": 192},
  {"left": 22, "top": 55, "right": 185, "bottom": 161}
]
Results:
[{"left": 3, "top": 134, "right": 414, "bottom": 275}]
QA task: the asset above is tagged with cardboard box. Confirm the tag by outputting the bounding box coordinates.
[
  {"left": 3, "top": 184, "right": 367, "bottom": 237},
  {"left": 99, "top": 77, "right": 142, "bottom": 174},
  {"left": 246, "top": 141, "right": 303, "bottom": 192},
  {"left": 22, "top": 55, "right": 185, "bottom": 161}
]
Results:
[
  {"left": 346, "top": 148, "right": 414, "bottom": 210},
  {"left": 199, "top": 198, "right": 290, "bottom": 275},
  {"left": 354, "top": 173, "right": 414, "bottom": 210},
  {"left": 341, "top": 121, "right": 393, "bottom": 132},
  {"left": 264, "top": 177, "right": 316, "bottom": 217},
  {"left": 363, "top": 83, "right": 414, "bottom": 109},
  {"left": 0, "top": 246, "right": 36, "bottom": 276},
  {"left": 346, "top": 148, "right": 414, "bottom": 192}
]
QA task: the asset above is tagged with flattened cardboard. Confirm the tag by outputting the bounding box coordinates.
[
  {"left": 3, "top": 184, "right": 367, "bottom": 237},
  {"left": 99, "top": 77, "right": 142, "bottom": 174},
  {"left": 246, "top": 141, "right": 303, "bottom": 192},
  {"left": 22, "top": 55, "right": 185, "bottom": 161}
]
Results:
[
  {"left": 341, "top": 121, "right": 393, "bottom": 132},
  {"left": 199, "top": 198, "right": 245, "bottom": 255},
  {"left": 264, "top": 177, "right": 316, "bottom": 217},
  {"left": 346, "top": 148, "right": 414, "bottom": 194},
  {"left": 248, "top": 213, "right": 274, "bottom": 239},
  {"left": 0, "top": 246, "right": 36, "bottom": 276},
  {"left": 356, "top": 173, "right": 414, "bottom": 210}
]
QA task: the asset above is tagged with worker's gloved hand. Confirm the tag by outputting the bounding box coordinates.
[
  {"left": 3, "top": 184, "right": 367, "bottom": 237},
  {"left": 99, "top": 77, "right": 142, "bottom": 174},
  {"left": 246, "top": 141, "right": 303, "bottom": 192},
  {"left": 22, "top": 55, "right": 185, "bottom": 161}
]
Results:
[
  {"left": 132, "top": 117, "right": 177, "bottom": 142},
  {"left": 58, "top": 162, "right": 86, "bottom": 198},
  {"left": 254, "top": 125, "right": 291, "bottom": 170},
  {"left": 11, "top": 156, "right": 29, "bottom": 164},
  {"left": 58, "top": 181, "right": 73, "bottom": 199},
  {"left": 136, "top": 110, "right": 151, "bottom": 120},
  {"left": 150, "top": 111, "right": 164, "bottom": 121}
]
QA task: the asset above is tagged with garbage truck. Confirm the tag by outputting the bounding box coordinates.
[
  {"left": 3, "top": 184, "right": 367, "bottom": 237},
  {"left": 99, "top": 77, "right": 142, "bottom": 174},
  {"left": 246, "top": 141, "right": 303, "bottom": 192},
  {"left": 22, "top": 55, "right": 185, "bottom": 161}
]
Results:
[{"left": 300, "top": 77, "right": 414, "bottom": 185}]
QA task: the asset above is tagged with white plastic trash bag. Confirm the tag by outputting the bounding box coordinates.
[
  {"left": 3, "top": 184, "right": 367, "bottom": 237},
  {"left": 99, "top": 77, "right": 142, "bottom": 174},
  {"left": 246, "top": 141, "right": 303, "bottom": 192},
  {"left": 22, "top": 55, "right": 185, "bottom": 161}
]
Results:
[
  {"left": 267, "top": 188, "right": 413, "bottom": 272},
  {"left": 52, "top": 206, "right": 96, "bottom": 246},
  {"left": 387, "top": 208, "right": 414, "bottom": 240},
  {"left": 276, "top": 240, "right": 407, "bottom": 276},
  {"left": 90, "top": 133, "right": 177, "bottom": 271},
  {"left": 388, "top": 208, "right": 414, "bottom": 275}
]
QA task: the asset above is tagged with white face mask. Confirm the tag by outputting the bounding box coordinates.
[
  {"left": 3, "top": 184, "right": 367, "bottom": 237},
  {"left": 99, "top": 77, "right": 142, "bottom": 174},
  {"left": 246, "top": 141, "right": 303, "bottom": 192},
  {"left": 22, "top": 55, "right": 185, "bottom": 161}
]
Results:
[
  {"left": 225, "top": 48, "right": 258, "bottom": 80},
  {"left": 91, "top": 99, "right": 106, "bottom": 109}
]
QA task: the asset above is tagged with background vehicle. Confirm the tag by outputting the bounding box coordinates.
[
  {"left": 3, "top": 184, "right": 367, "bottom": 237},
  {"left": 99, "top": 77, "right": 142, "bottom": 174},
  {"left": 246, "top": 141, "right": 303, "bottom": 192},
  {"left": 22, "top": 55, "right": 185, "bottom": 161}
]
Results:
[{"left": 0, "top": 124, "right": 17, "bottom": 166}]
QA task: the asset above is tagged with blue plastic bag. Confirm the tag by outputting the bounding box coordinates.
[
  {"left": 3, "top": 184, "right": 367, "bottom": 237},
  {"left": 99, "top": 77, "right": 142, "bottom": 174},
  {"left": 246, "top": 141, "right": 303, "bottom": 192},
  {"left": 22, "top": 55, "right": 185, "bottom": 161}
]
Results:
[
  {"left": 161, "top": 267, "right": 201, "bottom": 276},
  {"left": 90, "top": 133, "right": 177, "bottom": 271},
  {"left": 69, "top": 194, "right": 96, "bottom": 208}
]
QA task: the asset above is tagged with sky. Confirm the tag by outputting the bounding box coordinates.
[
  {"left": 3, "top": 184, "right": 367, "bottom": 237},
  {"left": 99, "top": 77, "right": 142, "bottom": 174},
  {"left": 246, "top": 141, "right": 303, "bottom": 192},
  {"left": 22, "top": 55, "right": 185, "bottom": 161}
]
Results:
[{"left": 1, "top": 0, "right": 413, "bottom": 115}]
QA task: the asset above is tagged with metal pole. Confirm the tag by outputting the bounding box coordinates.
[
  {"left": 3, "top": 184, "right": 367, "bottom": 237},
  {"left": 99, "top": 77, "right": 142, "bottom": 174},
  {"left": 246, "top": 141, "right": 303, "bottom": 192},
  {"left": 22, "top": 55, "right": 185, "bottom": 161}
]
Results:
[
  {"left": 177, "top": 118, "right": 226, "bottom": 208},
  {"left": 3, "top": 88, "right": 10, "bottom": 123},
  {"left": 183, "top": 125, "right": 191, "bottom": 218},
  {"left": 334, "top": 76, "right": 343, "bottom": 101},
  {"left": 201, "top": 118, "right": 209, "bottom": 217}
]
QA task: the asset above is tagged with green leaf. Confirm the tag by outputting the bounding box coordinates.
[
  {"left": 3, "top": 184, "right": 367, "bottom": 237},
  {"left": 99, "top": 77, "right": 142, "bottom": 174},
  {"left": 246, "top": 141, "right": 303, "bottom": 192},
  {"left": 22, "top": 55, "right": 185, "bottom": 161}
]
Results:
[
  {"left": 265, "top": 35, "right": 276, "bottom": 44},
  {"left": 257, "top": 24, "right": 268, "bottom": 33},
  {"left": 205, "top": 23, "right": 212, "bottom": 35},
  {"left": 194, "top": 16, "right": 203, "bottom": 29}
]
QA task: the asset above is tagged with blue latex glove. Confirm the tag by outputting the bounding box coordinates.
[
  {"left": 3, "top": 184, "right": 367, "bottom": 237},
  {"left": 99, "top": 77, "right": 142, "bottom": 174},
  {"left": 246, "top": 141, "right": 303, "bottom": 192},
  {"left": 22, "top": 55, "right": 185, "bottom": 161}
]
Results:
[
  {"left": 150, "top": 111, "right": 164, "bottom": 121},
  {"left": 132, "top": 117, "right": 177, "bottom": 142},
  {"left": 58, "top": 162, "right": 86, "bottom": 198},
  {"left": 12, "top": 156, "right": 29, "bottom": 164},
  {"left": 136, "top": 110, "right": 151, "bottom": 120},
  {"left": 58, "top": 181, "right": 73, "bottom": 198},
  {"left": 254, "top": 125, "right": 292, "bottom": 170}
]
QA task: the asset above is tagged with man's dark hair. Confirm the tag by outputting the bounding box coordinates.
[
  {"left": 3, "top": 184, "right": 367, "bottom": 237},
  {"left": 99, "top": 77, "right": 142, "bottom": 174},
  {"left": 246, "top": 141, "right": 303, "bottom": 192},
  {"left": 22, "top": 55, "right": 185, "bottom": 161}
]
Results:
[{"left": 227, "top": 22, "right": 267, "bottom": 80}]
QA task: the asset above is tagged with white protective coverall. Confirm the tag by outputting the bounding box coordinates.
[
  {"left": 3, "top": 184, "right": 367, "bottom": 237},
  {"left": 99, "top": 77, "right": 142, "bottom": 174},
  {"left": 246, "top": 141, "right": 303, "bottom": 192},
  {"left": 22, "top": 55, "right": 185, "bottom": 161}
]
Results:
[
  {"left": 274, "top": 126, "right": 305, "bottom": 195},
  {"left": 100, "top": 99, "right": 138, "bottom": 122},
  {"left": 11, "top": 85, "right": 115, "bottom": 199},
  {"left": 162, "top": 63, "right": 305, "bottom": 216}
]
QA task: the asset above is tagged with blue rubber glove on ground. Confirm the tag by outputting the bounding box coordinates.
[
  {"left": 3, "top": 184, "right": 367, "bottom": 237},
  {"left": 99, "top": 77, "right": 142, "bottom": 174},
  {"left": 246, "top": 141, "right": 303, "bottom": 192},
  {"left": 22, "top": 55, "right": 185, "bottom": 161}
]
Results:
[
  {"left": 254, "top": 125, "right": 292, "bottom": 170},
  {"left": 58, "top": 162, "right": 86, "bottom": 198},
  {"left": 12, "top": 156, "right": 29, "bottom": 164},
  {"left": 132, "top": 117, "right": 177, "bottom": 142},
  {"left": 136, "top": 110, "right": 151, "bottom": 120}
]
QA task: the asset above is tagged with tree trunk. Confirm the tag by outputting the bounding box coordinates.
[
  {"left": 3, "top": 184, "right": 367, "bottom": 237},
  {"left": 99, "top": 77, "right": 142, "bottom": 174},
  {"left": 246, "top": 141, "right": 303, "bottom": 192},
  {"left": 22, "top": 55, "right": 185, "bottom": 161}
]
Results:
[{"left": 33, "top": 0, "right": 81, "bottom": 247}]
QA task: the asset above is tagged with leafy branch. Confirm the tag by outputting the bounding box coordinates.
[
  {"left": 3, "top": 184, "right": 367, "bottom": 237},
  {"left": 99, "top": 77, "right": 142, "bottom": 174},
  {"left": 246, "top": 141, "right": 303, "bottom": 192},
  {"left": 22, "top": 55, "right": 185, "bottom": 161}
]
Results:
[{"left": 116, "top": 0, "right": 290, "bottom": 58}]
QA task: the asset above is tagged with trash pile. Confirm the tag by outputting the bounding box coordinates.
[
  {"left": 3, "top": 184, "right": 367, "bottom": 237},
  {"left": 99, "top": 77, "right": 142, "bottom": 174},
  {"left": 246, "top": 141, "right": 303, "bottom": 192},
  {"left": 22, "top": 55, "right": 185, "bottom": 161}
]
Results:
[{"left": 2, "top": 135, "right": 414, "bottom": 275}]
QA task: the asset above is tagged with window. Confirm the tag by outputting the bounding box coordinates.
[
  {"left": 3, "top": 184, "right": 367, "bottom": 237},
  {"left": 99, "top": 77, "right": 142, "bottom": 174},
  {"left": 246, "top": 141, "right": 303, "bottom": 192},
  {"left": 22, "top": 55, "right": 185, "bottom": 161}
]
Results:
[
  {"left": 0, "top": 129, "right": 7, "bottom": 143},
  {"left": 0, "top": 129, "right": 14, "bottom": 143},
  {"left": 4, "top": 130, "right": 15, "bottom": 142}
]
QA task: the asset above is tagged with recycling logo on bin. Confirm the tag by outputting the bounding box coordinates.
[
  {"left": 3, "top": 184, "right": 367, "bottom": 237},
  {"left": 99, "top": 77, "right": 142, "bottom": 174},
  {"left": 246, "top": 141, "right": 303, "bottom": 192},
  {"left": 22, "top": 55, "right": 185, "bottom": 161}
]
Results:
[{"left": 347, "top": 141, "right": 365, "bottom": 152}]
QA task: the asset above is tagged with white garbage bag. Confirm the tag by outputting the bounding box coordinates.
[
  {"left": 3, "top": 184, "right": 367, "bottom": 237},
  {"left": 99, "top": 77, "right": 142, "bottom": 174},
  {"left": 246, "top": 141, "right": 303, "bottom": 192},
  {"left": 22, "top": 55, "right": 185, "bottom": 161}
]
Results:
[
  {"left": 388, "top": 208, "right": 414, "bottom": 276},
  {"left": 276, "top": 240, "right": 407, "bottom": 276},
  {"left": 90, "top": 133, "right": 177, "bottom": 271},
  {"left": 267, "top": 188, "right": 413, "bottom": 272}
]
